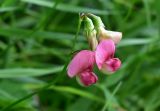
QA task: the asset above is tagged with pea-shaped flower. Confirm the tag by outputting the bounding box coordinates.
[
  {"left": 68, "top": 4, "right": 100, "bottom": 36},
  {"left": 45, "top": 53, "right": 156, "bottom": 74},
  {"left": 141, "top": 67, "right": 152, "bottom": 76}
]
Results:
[
  {"left": 67, "top": 50, "right": 98, "bottom": 86},
  {"left": 95, "top": 39, "right": 121, "bottom": 74}
]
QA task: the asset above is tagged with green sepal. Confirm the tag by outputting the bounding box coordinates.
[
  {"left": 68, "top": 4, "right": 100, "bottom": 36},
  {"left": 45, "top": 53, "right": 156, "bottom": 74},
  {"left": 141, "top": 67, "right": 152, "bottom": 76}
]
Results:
[
  {"left": 87, "top": 13, "right": 104, "bottom": 34},
  {"left": 83, "top": 16, "right": 95, "bottom": 37}
]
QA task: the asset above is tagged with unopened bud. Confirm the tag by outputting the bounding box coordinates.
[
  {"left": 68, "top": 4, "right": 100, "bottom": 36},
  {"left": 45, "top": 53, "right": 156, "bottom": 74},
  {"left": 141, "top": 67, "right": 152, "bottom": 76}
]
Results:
[
  {"left": 99, "top": 28, "right": 122, "bottom": 44},
  {"left": 88, "top": 14, "right": 122, "bottom": 44},
  {"left": 84, "top": 16, "right": 98, "bottom": 50}
]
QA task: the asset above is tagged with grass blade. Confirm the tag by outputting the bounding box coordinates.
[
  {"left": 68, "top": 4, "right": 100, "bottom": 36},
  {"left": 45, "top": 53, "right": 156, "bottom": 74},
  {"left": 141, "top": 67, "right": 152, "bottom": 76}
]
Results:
[
  {"left": 0, "top": 66, "right": 63, "bottom": 78},
  {"left": 21, "top": 0, "right": 108, "bottom": 15}
]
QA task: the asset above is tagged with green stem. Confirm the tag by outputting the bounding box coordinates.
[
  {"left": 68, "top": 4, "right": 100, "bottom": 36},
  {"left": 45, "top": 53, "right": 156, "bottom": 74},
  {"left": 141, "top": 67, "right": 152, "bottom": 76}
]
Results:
[
  {"left": 143, "top": 0, "right": 152, "bottom": 27},
  {"left": 71, "top": 13, "right": 82, "bottom": 52},
  {"left": 2, "top": 39, "right": 13, "bottom": 68}
]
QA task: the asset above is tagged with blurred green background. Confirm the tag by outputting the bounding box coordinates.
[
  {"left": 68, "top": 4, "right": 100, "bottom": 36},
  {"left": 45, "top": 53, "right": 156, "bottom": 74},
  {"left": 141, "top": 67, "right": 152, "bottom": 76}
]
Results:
[{"left": 0, "top": 0, "right": 159, "bottom": 111}]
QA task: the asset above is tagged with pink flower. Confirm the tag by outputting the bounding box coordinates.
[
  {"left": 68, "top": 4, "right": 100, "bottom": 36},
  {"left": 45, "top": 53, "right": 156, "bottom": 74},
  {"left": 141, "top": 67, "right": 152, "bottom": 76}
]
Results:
[
  {"left": 95, "top": 39, "right": 121, "bottom": 74},
  {"left": 67, "top": 50, "right": 98, "bottom": 86}
]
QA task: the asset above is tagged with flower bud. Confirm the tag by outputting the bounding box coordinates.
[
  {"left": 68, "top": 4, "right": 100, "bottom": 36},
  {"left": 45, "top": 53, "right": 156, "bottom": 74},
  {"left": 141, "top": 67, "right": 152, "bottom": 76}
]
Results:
[
  {"left": 88, "top": 14, "right": 122, "bottom": 44},
  {"left": 84, "top": 16, "right": 98, "bottom": 50},
  {"left": 99, "top": 28, "right": 122, "bottom": 44}
]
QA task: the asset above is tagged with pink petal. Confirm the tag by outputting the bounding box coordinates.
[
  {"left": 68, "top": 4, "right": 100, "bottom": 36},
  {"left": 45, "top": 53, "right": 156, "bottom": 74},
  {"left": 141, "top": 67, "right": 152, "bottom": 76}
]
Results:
[
  {"left": 102, "top": 58, "right": 121, "bottom": 74},
  {"left": 95, "top": 39, "right": 115, "bottom": 69},
  {"left": 77, "top": 71, "right": 98, "bottom": 86},
  {"left": 67, "top": 50, "right": 95, "bottom": 78}
]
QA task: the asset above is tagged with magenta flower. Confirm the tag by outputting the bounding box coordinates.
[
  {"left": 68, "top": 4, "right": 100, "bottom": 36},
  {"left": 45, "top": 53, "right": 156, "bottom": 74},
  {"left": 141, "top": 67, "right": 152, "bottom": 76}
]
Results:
[
  {"left": 67, "top": 50, "right": 98, "bottom": 86},
  {"left": 95, "top": 39, "right": 121, "bottom": 74}
]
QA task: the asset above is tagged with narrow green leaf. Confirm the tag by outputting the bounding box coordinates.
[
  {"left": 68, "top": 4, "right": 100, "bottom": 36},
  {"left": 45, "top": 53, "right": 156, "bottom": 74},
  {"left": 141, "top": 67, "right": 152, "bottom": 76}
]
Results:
[
  {"left": 0, "top": 7, "right": 18, "bottom": 12},
  {"left": 117, "top": 38, "right": 152, "bottom": 47},
  {"left": 26, "top": 84, "right": 104, "bottom": 103},
  {"left": 51, "top": 86, "right": 104, "bottom": 103},
  {"left": 0, "top": 66, "right": 63, "bottom": 78},
  {"left": 21, "top": 0, "right": 108, "bottom": 15},
  {"left": 0, "top": 27, "right": 84, "bottom": 41}
]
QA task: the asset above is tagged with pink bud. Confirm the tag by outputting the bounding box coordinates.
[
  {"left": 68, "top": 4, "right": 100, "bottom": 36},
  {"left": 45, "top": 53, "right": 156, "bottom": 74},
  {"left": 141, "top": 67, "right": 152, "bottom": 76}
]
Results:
[{"left": 77, "top": 71, "right": 98, "bottom": 86}]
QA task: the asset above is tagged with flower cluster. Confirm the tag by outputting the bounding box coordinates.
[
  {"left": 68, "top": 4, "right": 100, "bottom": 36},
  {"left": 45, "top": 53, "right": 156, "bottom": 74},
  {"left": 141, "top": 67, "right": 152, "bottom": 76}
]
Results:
[{"left": 67, "top": 14, "right": 122, "bottom": 86}]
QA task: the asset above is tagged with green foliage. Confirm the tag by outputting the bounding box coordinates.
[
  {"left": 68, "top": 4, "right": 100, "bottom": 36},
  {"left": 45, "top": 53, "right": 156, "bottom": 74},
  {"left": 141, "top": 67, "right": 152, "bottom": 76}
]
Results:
[{"left": 0, "top": 0, "right": 159, "bottom": 111}]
